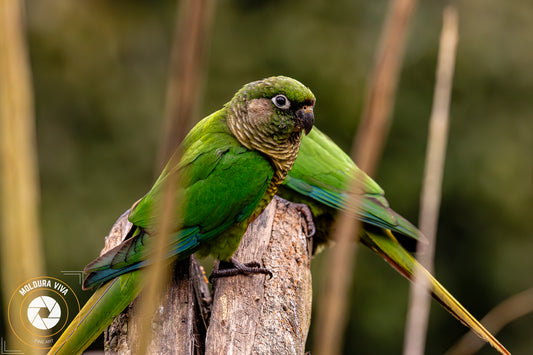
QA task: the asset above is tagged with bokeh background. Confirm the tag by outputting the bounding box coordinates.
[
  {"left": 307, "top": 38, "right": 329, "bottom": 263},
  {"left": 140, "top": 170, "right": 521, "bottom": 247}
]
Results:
[{"left": 1, "top": 0, "right": 532, "bottom": 353}]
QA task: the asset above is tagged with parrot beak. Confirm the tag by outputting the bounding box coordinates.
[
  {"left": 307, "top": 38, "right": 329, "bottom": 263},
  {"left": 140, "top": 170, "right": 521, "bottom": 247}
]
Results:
[{"left": 296, "top": 104, "right": 314, "bottom": 135}]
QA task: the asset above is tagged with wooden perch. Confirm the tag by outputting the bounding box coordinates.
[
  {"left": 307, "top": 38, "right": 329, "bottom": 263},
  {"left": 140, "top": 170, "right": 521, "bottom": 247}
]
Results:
[
  {"left": 104, "top": 256, "right": 210, "bottom": 354},
  {"left": 206, "top": 196, "right": 313, "bottom": 354},
  {"left": 100, "top": 196, "right": 313, "bottom": 354}
]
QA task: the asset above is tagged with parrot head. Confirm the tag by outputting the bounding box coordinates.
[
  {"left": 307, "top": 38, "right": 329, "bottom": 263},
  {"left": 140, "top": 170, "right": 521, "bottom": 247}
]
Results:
[{"left": 226, "top": 76, "right": 316, "bottom": 158}]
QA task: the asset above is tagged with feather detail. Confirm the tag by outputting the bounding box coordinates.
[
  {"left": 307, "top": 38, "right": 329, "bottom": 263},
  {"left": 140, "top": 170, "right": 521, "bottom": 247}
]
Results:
[
  {"left": 361, "top": 229, "right": 510, "bottom": 355},
  {"left": 83, "top": 228, "right": 201, "bottom": 289},
  {"left": 49, "top": 271, "right": 143, "bottom": 355},
  {"left": 282, "top": 174, "right": 423, "bottom": 241}
]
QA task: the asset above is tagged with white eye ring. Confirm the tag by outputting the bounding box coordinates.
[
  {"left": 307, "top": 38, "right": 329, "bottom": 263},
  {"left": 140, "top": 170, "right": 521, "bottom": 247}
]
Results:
[{"left": 272, "top": 94, "right": 291, "bottom": 110}]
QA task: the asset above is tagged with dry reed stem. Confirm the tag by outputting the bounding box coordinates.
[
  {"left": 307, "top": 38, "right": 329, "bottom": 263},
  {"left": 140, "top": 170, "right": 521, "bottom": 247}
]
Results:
[
  {"left": 135, "top": 0, "right": 215, "bottom": 353},
  {"left": 0, "top": 1, "right": 44, "bottom": 352},
  {"left": 403, "top": 6, "right": 458, "bottom": 355},
  {"left": 313, "top": 0, "right": 419, "bottom": 354}
]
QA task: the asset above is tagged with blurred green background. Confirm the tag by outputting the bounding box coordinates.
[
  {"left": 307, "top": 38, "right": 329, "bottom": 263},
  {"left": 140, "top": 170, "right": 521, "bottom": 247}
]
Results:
[{"left": 2, "top": 0, "right": 532, "bottom": 353}]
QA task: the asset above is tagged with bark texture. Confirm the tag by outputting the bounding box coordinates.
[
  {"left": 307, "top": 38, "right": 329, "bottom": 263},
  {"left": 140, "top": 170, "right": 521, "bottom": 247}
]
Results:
[
  {"left": 101, "top": 196, "right": 313, "bottom": 354},
  {"left": 104, "top": 258, "right": 210, "bottom": 355}
]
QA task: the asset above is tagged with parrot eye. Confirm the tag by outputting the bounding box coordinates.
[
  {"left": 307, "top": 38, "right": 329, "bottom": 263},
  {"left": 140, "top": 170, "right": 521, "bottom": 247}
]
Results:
[{"left": 272, "top": 94, "right": 290, "bottom": 110}]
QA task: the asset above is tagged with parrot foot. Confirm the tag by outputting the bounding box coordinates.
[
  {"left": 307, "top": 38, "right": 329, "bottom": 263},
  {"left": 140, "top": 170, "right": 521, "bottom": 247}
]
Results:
[
  {"left": 292, "top": 202, "right": 316, "bottom": 237},
  {"left": 210, "top": 257, "right": 272, "bottom": 282}
]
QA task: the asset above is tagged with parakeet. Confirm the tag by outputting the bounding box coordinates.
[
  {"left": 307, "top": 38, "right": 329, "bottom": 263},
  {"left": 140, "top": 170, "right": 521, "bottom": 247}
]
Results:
[
  {"left": 278, "top": 127, "right": 510, "bottom": 355},
  {"left": 49, "top": 76, "right": 315, "bottom": 354}
]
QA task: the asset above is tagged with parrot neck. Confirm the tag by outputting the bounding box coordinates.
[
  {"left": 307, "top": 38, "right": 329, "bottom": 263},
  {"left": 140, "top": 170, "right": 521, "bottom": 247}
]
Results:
[
  {"left": 226, "top": 100, "right": 302, "bottom": 179},
  {"left": 225, "top": 100, "right": 302, "bottom": 215}
]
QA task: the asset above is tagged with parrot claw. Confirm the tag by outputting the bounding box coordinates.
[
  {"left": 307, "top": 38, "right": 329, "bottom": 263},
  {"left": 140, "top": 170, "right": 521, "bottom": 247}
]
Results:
[
  {"left": 292, "top": 202, "right": 316, "bottom": 238},
  {"left": 274, "top": 196, "right": 316, "bottom": 237},
  {"left": 209, "top": 257, "right": 272, "bottom": 282}
]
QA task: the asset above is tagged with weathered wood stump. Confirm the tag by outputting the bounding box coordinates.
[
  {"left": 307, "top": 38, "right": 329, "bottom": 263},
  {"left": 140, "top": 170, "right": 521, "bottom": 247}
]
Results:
[
  {"left": 103, "top": 257, "right": 210, "bottom": 354},
  {"left": 100, "top": 196, "right": 313, "bottom": 354}
]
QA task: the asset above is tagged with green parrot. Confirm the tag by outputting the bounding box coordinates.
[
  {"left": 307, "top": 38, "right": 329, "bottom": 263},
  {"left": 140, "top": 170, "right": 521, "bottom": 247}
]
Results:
[
  {"left": 48, "top": 76, "right": 315, "bottom": 354},
  {"left": 277, "top": 127, "right": 510, "bottom": 355}
]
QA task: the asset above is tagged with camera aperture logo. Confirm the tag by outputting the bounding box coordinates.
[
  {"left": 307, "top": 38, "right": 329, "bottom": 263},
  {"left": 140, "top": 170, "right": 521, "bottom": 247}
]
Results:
[{"left": 8, "top": 277, "right": 80, "bottom": 349}]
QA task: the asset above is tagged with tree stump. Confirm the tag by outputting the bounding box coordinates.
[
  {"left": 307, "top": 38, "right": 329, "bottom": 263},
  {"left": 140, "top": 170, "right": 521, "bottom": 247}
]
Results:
[{"left": 101, "top": 196, "right": 313, "bottom": 354}]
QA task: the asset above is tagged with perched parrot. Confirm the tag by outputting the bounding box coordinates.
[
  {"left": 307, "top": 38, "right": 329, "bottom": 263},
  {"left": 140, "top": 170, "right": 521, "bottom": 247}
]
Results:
[
  {"left": 48, "top": 76, "right": 315, "bottom": 354},
  {"left": 277, "top": 127, "right": 510, "bottom": 355}
]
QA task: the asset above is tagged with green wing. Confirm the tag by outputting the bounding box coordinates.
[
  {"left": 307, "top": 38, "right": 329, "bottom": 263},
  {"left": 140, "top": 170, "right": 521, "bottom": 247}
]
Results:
[
  {"left": 83, "top": 110, "right": 273, "bottom": 288},
  {"left": 280, "top": 127, "right": 510, "bottom": 355},
  {"left": 281, "top": 127, "right": 421, "bottom": 242}
]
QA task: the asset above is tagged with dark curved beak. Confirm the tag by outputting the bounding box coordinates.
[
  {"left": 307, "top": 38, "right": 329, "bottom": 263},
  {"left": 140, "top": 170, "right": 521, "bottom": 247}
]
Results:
[{"left": 296, "top": 105, "right": 314, "bottom": 135}]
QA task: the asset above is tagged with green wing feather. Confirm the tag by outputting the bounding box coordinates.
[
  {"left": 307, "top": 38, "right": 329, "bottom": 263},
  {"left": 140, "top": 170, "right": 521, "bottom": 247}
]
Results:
[
  {"left": 280, "top": 127, "right": 510, "bottom": 355},
  {"left": 84, "top": 109, "right": 273, "bottom": 289},
  {"left": 281, "top": 127, "right": 421, "bottom": 242}
]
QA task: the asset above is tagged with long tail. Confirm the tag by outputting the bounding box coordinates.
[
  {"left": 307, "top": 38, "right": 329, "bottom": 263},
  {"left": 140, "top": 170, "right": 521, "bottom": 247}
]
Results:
[
  {"left": 48, "top": 270, "right": 143, "bottom": 355},
  {"left": 361, "top": 228, "right": 511, "bottom": 355}
]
